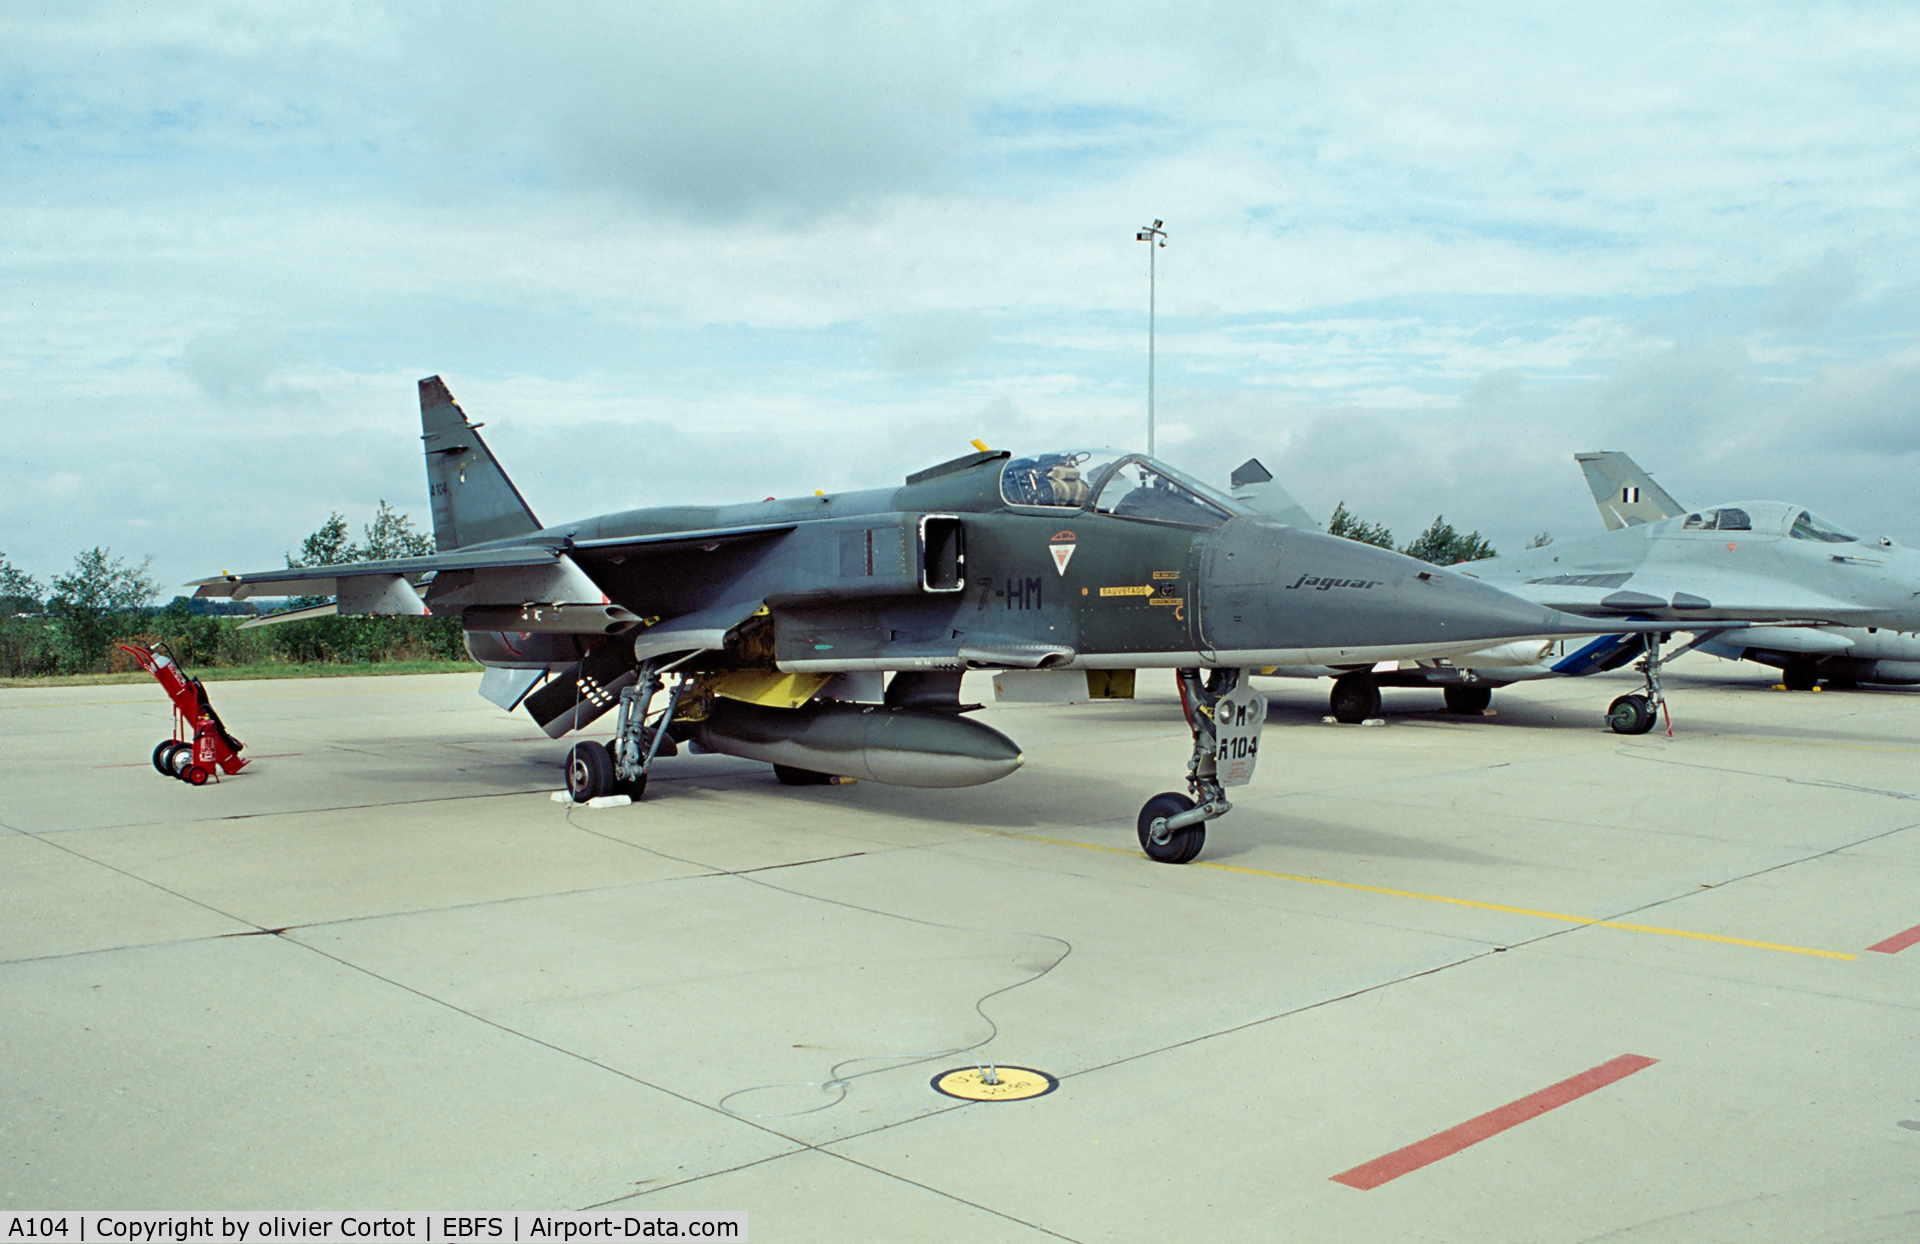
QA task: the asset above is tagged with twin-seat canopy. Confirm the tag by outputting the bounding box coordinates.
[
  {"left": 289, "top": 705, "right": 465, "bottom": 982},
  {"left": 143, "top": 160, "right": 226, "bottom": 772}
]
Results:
[
  {"left": 1679, "top": 502, "right": 1861, "bottom": 543},
  {"left": 1000, "top": 450, "right": 1247, "bottom": 528}
]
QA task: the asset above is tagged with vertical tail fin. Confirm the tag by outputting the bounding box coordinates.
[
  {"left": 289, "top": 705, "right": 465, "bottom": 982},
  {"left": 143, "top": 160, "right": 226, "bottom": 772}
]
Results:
[
  {"left": 1573, "top": 451, "right": 1684, "bottom": 531},
  {"left": 420, "top": 376, "right": 542, "bottom": 550}
]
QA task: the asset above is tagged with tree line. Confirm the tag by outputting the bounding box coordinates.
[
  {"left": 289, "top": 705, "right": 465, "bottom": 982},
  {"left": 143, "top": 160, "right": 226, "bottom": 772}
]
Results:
[
  {"left": 1324, "top": 503, "right": 1548, "bottom": 563},
  {"left": 0, "top": 503, "right": 469, "bottom": 678}
]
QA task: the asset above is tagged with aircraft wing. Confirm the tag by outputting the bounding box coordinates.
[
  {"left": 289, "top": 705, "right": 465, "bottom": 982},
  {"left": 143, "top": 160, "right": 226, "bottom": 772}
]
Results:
[
  {"left": 190, "top": 522, "right": 800, "bottom": 618},
  {"left": 1502, "top": 573, "right": 1867, "bottom": 625},
  {"left": 188, "top": 546, "right": 569, "bottom": 619}
]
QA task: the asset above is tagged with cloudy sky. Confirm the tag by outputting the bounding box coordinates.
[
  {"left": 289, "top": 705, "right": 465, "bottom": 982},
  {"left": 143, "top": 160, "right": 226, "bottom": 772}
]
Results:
[{"left": 6, "top": 2, "right": 1920, "bottom": 593}]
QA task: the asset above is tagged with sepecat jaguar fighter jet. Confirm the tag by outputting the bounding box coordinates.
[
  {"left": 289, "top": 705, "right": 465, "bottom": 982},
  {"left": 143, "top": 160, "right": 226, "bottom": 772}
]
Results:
[{"left": 192, "top": 376, "right": 1625, "bottom": 863}]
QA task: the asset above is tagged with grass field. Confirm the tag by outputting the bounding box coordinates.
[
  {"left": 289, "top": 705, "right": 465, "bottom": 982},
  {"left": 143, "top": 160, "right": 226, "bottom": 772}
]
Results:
[{"left": 0, "top": 657, "right": 482, "bottom": 690}]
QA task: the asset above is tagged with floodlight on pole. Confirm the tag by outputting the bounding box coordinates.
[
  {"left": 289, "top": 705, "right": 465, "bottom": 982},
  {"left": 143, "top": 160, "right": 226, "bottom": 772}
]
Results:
[{"left": 1135, "top": 219, "right": 1167, "bottom": 456}]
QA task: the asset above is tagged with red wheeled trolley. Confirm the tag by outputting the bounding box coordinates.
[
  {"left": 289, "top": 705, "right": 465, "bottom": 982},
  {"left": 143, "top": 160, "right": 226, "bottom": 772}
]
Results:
[{"left": 119, "top": 642, "right": 249, "bottom": 785}]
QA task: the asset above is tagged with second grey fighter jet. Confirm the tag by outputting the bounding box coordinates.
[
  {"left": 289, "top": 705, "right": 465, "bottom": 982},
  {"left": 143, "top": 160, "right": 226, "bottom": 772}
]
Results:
[
  {"left": 1575, "top": 451, "right": 1920, "bottom": 691},
  {"left": 192, "top": 377, "right": 1632, "bottom": 863}
]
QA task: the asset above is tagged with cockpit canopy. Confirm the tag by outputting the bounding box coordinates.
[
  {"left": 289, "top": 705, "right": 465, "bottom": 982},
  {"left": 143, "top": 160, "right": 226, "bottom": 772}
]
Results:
[
  {"left": 1676, "top": 501, "right": 1861, "bottom": 543},
  {"left": 1000, "top": 450, "right": 1244, "bottom": 528},
  {"left": 1681, "top": 507, "right": 1752, "bottom": 532}
]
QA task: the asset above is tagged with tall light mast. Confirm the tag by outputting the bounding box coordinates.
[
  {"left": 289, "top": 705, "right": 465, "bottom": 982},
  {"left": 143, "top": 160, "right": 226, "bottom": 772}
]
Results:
[{"left": 1135, "top": 219, "right": 1167, "bottom": 455}]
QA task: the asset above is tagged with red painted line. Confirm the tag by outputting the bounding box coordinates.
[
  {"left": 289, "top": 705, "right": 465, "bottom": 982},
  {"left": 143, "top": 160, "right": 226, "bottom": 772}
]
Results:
[
  {"left": 1867, "top": 923, "right": 1920, "bottom": 955},
  {"left": 1331, "top": 1054, "right": 1658, "bottom": 1191}
]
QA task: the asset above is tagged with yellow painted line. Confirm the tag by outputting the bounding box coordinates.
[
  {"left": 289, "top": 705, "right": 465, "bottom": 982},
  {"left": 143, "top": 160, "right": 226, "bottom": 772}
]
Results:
[{"left": 988, "top": 829, "right": 1856, "bottom": 961}]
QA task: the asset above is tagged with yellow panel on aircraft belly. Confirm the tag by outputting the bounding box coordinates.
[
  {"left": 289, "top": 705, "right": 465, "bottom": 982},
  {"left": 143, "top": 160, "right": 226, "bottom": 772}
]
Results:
[{"left": 711, "top": 669, "right": 833, "bottom": 710}]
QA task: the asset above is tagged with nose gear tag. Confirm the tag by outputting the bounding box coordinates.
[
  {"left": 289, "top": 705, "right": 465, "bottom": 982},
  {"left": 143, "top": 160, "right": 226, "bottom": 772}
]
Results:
[{"left": 1212, "top": 680, "right": 1267, "bottom": 786}]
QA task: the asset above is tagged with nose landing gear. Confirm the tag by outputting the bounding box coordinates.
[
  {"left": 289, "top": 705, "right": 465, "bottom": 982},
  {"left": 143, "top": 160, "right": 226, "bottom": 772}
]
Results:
[{"left": 1137, "top": 668, "right": 1267, "bottom": 863}]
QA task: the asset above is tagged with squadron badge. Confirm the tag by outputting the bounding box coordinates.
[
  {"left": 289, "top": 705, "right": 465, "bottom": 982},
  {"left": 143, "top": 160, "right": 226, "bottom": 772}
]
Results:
[{"left": 1049, "top": 530, "right": 1077, "bottom": 576}]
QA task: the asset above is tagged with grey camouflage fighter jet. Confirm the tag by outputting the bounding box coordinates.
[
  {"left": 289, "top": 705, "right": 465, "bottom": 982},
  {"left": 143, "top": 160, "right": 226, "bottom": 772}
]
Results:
[{"left": 192, "top": 377, "right": 1629, "bottom": 863}]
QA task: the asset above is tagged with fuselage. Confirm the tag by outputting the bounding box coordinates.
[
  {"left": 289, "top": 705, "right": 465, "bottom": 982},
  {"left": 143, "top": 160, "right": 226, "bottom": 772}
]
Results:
[
  {"left": 1459, "top": 500, "right": 1920, "bottom": 630},
  {"left": 452, "top": 449, "right": 1601, "bottom": 675}
]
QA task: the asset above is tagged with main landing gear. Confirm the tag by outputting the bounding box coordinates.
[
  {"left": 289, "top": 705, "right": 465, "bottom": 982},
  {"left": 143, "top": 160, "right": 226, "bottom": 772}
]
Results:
[
  {"left": 1138, "top": 669, "right": 1268, "bottom": 864},
  {"left": 566, "top": 660, "right": 685, "bottom": 802},
  {"left": 1328, "top": 672, "right": 1381, "bottom": 724}
]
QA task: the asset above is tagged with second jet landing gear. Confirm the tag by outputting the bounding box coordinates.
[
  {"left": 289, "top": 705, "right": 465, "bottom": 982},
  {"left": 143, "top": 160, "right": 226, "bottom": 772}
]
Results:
[
  {"left": 566, "top": 660, "right": 685, "bottom": 802},
  {"left": 1607, "top": 631, "right": 1668, "bottom": 735},
  {"left": 1605, "top": 629, "right": 1723, "bottom": 736},
  {"left": 1139, "top": 669, "right": 1268, "bottom": 864}
]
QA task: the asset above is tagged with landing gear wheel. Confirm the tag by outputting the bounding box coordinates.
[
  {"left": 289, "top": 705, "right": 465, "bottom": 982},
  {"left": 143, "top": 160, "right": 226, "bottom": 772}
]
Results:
[
  {"left": 1607, "top": 693, "right": 1656, "bottom": 735},
  {"left": 566, "top": 740, "right": 615, "bottom": 802},
  {"left": 774, "top": 764, "right": 833, "bottom": 786},
  {"left": 1137, "top": 791, "right": 1206, "bottom": 864},
  {"left": 1782, "top": 658, "right": 1818, "bottom": 691},
  {"left": 153, "top": 740, "right": 179, "bottom": 773},
  {"left": 164, "top": 743, "right": 193, "bottom": 779},
  {"left": 183, "top": 764, "right": 211, "bottom": 786},
  {"left": 1443, "top": 685, "right": 1492, "bottom": 714},
  {"left": 1329, "top": 674, "right": 1382, "bottom": 724}
]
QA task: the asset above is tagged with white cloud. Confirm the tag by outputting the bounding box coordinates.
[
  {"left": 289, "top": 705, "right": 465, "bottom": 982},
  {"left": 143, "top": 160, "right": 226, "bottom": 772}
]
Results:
[{"left": 5, "top": 2, "right": 1920, "bottom": 593}]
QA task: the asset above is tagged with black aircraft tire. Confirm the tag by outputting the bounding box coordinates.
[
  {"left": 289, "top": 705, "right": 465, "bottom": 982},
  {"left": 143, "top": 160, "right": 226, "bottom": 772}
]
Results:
[
  {"left": 164, "top": 743, "right": 194, "bottom": 779},
  {"left": 773, "top": 763, "right": 833, "bottom": 786},
  {"left": 1782, "top": 658, "right": 1818, "bottom": 691},
  {"left": 1444, "top": 686, "right": 1493, "bottom": 714},
  {"left": 1607, "top": 694, "right": 1655, "bottom": 735},
  {"left": 1137, "top": 791, "right": 1205, "bottom": 864},
  {"left": 566, "top": 741, "right": 615, "bottom": 802},
  {"left": 152, "top": 740, "right": 177, "bottom": 774},
  {"left": 1329, "top": 674, "right": 1382, "bottom": 724}
]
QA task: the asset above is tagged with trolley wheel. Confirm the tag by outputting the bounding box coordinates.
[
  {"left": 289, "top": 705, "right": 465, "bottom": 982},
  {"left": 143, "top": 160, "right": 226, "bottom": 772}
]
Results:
[{"left": 183, "top": 764, "right": 211, "bottom": 786}]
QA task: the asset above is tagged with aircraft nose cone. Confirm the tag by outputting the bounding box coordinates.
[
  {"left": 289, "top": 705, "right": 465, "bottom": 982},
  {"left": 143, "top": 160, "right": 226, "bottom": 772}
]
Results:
[{"left": 1210, "top": 525, "right": 1589, "bottom": 652}]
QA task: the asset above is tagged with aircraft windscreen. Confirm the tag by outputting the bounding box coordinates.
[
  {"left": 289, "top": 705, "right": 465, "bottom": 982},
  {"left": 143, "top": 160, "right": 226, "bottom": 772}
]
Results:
[
  {"left": 1789, "top": 510, "right": 1860, "bottom": 543},
  {"left": 1094, "top": 458, "right": 1237, "bottom": 528}
]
